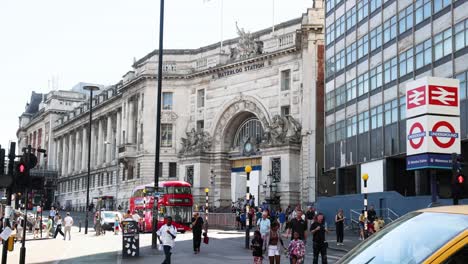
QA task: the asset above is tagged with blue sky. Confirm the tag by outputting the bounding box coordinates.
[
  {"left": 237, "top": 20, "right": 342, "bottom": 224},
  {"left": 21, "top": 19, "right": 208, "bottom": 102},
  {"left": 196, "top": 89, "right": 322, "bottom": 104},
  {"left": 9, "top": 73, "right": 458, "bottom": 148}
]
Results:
[{"left": 0, "top": 0, "right": 313, "bottom": 151}]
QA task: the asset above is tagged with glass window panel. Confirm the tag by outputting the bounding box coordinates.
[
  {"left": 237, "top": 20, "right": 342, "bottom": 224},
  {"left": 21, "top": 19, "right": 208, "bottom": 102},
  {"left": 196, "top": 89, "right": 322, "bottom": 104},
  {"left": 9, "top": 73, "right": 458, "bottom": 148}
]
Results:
[{"left": 456, "top": 72, "right": 467, "bottom": 100}]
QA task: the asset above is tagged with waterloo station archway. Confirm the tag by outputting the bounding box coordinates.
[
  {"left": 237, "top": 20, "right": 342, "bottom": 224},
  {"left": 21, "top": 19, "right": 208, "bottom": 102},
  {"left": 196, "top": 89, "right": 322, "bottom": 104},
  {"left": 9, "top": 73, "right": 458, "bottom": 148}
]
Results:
[{"left": 179, "top": 95, "right": 302, "bottom": 210}]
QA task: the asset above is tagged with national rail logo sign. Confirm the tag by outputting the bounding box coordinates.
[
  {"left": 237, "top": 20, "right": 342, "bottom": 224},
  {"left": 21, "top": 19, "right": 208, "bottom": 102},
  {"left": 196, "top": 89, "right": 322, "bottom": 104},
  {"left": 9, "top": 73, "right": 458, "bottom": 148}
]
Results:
[
  {"left": 407, "top": 86, "right": 426, "bottom": 110},
  {"left": 407, "top": 115, "right": 461, "bottom": 156},
  {"left": 406, "top": 77, "right": 460, "bottom": 118}
]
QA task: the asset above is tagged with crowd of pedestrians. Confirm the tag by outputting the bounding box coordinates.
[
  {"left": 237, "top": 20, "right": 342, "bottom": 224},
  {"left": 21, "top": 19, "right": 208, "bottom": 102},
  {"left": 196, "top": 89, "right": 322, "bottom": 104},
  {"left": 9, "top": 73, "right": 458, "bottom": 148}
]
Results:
[{"left": 242, "top": 203, "right": 386, "bottom": 264}]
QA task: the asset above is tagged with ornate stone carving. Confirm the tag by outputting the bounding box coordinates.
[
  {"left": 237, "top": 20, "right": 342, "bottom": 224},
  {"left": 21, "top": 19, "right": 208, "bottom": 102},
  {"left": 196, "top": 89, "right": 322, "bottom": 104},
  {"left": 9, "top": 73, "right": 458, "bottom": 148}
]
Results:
[
  {"left": 161, "top": 111, "right": 178, "bottom": 123},
  {"left": 179, "top": 128, "right": 212, "bottom": 156},
  {"left": 230, "top": 22, "right": 264, "bottom": 60},
  {"left": 262, "top": 115, "right": 302, "bottom": 146}
]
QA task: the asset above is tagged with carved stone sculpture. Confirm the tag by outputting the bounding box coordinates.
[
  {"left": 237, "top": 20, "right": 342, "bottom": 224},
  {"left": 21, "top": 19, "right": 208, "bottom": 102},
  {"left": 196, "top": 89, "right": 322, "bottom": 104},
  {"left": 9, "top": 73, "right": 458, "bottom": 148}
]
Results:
[
  {"left": 230, "top": 22, "right": 263, "bottom": 60},
  {"left": 262, "top": 115, "right": 302, "bottom": 146},
  {"left": 179, "top": 129, "right": 212, "bottom": 156}
]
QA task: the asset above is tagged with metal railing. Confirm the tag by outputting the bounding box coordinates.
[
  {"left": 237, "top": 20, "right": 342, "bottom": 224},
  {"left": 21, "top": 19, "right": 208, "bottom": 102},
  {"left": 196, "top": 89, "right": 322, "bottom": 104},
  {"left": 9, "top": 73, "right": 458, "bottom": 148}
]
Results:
[
  {"left": 349, "top": 208, "right": 400, "bottom": 230},
  {"left": 199, "top": 213, "right": 237, "bottom": 228}
]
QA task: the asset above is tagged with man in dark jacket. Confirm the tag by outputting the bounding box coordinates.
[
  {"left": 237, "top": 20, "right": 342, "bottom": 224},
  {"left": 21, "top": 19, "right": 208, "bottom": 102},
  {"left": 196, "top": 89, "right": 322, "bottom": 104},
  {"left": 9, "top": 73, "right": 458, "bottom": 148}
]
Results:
[{"left": 310, "top": 213, "right": 328, "bottom": 264}]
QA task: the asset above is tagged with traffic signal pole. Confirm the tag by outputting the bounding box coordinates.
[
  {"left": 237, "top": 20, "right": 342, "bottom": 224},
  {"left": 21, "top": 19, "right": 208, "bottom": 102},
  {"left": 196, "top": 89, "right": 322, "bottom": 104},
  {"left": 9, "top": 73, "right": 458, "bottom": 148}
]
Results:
[
  {"left": 19, "top": 145, "right": 31, "bottom": 264},
  {"left": 1, "top": 142, "right": 15, "bottom": 264}
]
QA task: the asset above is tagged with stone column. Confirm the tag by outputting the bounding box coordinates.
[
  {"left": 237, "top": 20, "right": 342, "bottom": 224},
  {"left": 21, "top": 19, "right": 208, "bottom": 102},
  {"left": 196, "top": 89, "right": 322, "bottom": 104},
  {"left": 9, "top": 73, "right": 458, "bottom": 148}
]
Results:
[
  {"left": 106, "top": 115, "right": 112, "bottom": 164},
  {"left": 97, "top": 118, "right": 104, "bottom": 166},
  {"left": 61, "top": 135, "right": 68, "bottom": 176},
  {"left": 68, "top": 132, "right": 74, "bottom": 174},
  {"left": 75, "top": 130, "right": 81, "bottom": 172},
  {"left": 82, "top": 126, "right": 88, "bottom": 171},
  {"left": 116, "top": 110, "right": 121, "bottom": 147},
  {"left": 128, "top": 99, "right": 134, "bottom": 144},
  {"left": 90, "top": 122, "right": 95, "bottom": 168}
]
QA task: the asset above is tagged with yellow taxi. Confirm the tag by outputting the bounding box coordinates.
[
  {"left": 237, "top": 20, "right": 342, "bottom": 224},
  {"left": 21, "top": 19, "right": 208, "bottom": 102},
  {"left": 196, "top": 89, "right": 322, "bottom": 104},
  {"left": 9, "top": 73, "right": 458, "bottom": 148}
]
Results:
[{"left": 337, "top": 205, "right": 468, "bottom": 264}]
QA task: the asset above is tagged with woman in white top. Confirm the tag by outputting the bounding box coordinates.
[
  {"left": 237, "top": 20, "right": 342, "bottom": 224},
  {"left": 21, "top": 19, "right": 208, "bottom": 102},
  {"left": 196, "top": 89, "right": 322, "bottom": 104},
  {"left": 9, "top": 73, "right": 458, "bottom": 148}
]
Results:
[{"left": 53, "top": 215, "right": 65, "bottom": 239}]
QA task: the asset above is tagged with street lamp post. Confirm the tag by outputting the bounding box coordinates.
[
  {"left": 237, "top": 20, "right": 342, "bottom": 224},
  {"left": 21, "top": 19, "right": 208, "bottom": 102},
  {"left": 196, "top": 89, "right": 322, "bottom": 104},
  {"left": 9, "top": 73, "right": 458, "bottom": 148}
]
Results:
[
  {"left": 83, "top": 85, "right": 100, "bottom": 235},
  {"left": 244, "top": 165, "right": 252, "bottom": 249},
  {"left": 362, "top": 173, "right": 369, "bottom": 238},
  {"left": 152, "top": 0, "right": 165, "bottom": 249}
]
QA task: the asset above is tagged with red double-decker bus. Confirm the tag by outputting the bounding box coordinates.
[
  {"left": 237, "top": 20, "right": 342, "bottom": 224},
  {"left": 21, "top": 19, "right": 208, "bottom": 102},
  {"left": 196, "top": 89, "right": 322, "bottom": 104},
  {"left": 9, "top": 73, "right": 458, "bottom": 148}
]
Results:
[{"left": 129, "top": 181, "right": 193, "bottom": 233}]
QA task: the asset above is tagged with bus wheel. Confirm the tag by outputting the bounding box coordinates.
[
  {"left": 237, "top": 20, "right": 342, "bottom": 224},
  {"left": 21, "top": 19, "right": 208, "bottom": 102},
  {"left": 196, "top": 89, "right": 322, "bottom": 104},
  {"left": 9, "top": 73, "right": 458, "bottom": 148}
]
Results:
[{"left": 180, "top": 230, "right": 186, "bottom": 234}]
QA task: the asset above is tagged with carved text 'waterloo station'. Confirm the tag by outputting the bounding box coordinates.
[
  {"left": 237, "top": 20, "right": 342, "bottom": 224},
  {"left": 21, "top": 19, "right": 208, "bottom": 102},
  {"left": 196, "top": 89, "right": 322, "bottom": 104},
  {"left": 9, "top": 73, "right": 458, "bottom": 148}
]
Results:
[{"left": 214, "top": 61, "right": 265, "bottom": 79}]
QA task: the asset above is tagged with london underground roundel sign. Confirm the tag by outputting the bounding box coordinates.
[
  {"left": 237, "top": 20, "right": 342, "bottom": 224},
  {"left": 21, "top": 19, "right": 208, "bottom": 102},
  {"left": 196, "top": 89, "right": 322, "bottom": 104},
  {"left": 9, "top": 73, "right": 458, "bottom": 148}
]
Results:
[
  {"left": 429, "top": 121, "right": 458, "bottom": 149},
  {"left": 408, "top": 122, "right": 425, "bottom": 149}
]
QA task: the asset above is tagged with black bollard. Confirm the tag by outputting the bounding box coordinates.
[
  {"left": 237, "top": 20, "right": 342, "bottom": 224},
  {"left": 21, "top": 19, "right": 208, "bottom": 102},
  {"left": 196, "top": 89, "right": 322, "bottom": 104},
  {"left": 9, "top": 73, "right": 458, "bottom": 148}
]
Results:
[{"left": 79, "top": 221, "right": 81, "bottom": 233}]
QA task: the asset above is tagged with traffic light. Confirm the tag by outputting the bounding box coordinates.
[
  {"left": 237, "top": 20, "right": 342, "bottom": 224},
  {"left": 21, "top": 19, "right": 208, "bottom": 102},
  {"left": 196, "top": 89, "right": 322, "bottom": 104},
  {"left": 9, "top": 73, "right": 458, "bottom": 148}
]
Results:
[
  {"left": 458, "top": 174, "right": 465, "bottom": 184},
  {"left": 15, "top": 160, "right": 29, "bottom": 187},
  {"left": 451, "top": 153, "right": 466, "bottom": 205}
]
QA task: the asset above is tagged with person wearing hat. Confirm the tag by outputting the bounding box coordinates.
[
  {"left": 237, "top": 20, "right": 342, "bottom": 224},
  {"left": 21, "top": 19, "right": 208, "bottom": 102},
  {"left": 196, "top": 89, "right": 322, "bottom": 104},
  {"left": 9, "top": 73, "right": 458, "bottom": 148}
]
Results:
[{"left": 157, "top": 216, "right": 177, "bottom": 264}]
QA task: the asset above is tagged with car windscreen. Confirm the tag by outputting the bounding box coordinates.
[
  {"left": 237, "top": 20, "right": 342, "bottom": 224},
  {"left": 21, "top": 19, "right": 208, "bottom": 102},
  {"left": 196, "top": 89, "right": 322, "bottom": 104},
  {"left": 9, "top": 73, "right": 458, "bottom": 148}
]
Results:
[
  {"left": 338, "top": 212, "right": 468, "bottom": 264},
  {"left": 103, "top": 213, "right": 118, "bottom": 219}
]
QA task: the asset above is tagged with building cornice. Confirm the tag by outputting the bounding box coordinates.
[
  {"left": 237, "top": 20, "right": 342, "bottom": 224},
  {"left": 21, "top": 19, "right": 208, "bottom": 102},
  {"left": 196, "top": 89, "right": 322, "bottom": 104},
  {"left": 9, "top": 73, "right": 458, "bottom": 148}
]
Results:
[
  {"left": 119, "top": 46, "right": 299, "bottom": 92},
  {"left": 53, "top": 93, "right": 122, "bottom": 134}
]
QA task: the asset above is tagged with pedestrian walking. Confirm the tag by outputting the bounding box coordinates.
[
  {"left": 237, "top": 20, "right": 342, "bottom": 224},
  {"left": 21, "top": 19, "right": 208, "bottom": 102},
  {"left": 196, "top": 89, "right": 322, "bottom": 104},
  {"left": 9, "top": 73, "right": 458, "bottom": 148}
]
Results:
[
  {"left": 288, "top": 231, "right": 305, "bottom": 264},
  {"left": 278, "top": 209, "right": 286, "bottom": 232},
  {"left": 16, "top": 218, "right": 24, "bottom": 242},
  {"left": 358, "top": 210, "right": 366, "bottom": 240},
  {"left": 240, "top": 211, "right": 246, "bottom": 230},
  {"left": 306, "top": 206, "right": 316, "bottom": 232},
  {"left": 114, "top": 214, "right": 121, "bottom": 235},
  {"left": 257, "top": 211, "right": 271, "bottom": 252},
  {"left": 54, "top": 215, "right": 65, "bottom": 239},
  {"left": 63, "top": 212, "right": 73, "bottom": 240},
  {"left": 34, "top": 216, "right": 41, "bottom": 239},
  {"left": 286, "top": 209, "right": 307, "bottom": 241},
  {"left": 367, "top": 205, "right": 377, "bottom": 234},
  {"left": 236, "top": 210, "right": 241, "bottom": 230},
  {"left": 50, "top": 207, "right": 56, "bottom": 227},
  {"left": 266, "top": 222, "right": 286, "bottom": 264},
  {"left": 46, "top": 216, "right": 53, "bottom": 238},
  {"left": 251, "top": 230, "right": 264, "bottom": 264},
  {"left": 157, "top": 216, "right": 177, "bottom": 264},
  {"left": 255, "top": 208, "right": 262, "bottom": 226},
  {"left": 310, "top": 213, "right": 328, "bottom": 264},
  {"left": 335, "top": 209, "right": 345, "bottom": 246},
  {"left": 191, "top": 212, "right": 204, "bottom": 254}
]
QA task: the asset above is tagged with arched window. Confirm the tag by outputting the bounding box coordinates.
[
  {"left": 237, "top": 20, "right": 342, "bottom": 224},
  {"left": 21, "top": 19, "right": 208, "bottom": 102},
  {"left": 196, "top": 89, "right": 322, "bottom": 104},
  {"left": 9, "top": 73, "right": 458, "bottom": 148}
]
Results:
[{"left": 233, "top": 118, "right": 264, "bottom": 148}]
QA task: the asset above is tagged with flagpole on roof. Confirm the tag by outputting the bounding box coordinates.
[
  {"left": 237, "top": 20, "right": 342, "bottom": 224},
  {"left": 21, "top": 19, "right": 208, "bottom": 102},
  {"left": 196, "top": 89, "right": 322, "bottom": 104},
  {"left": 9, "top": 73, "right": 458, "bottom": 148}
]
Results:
[
  {"left": 272, "top": 0, "right": 275, "bottom": 33},
  {"left": 220, "top": 0, "right": 224, "bottom": 52}
]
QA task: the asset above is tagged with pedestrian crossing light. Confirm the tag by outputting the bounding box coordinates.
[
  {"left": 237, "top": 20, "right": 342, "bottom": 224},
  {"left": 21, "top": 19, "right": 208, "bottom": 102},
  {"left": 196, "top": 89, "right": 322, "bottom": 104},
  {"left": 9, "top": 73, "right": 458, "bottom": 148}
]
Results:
[
  {"left": 204, "top": 188, "right": 209, "bottom": 193},
  {"left": 458, "top": 174, "right": 465, "bottom": 184}
]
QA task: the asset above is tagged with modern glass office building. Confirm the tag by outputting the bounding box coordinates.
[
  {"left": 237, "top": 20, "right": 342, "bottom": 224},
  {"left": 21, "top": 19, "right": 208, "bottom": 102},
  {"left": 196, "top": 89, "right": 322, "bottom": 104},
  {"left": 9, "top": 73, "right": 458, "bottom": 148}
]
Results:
[{"left": 323, "top": 0, "right": 468, "bottom": 197}]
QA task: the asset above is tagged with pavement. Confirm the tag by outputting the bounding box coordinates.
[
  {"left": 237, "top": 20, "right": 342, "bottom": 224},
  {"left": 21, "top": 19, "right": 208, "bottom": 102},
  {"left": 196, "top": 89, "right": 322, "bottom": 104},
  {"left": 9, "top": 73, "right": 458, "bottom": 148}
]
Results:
[{"left": 0, "top": 224, "right": 363, "bottom": 264}]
